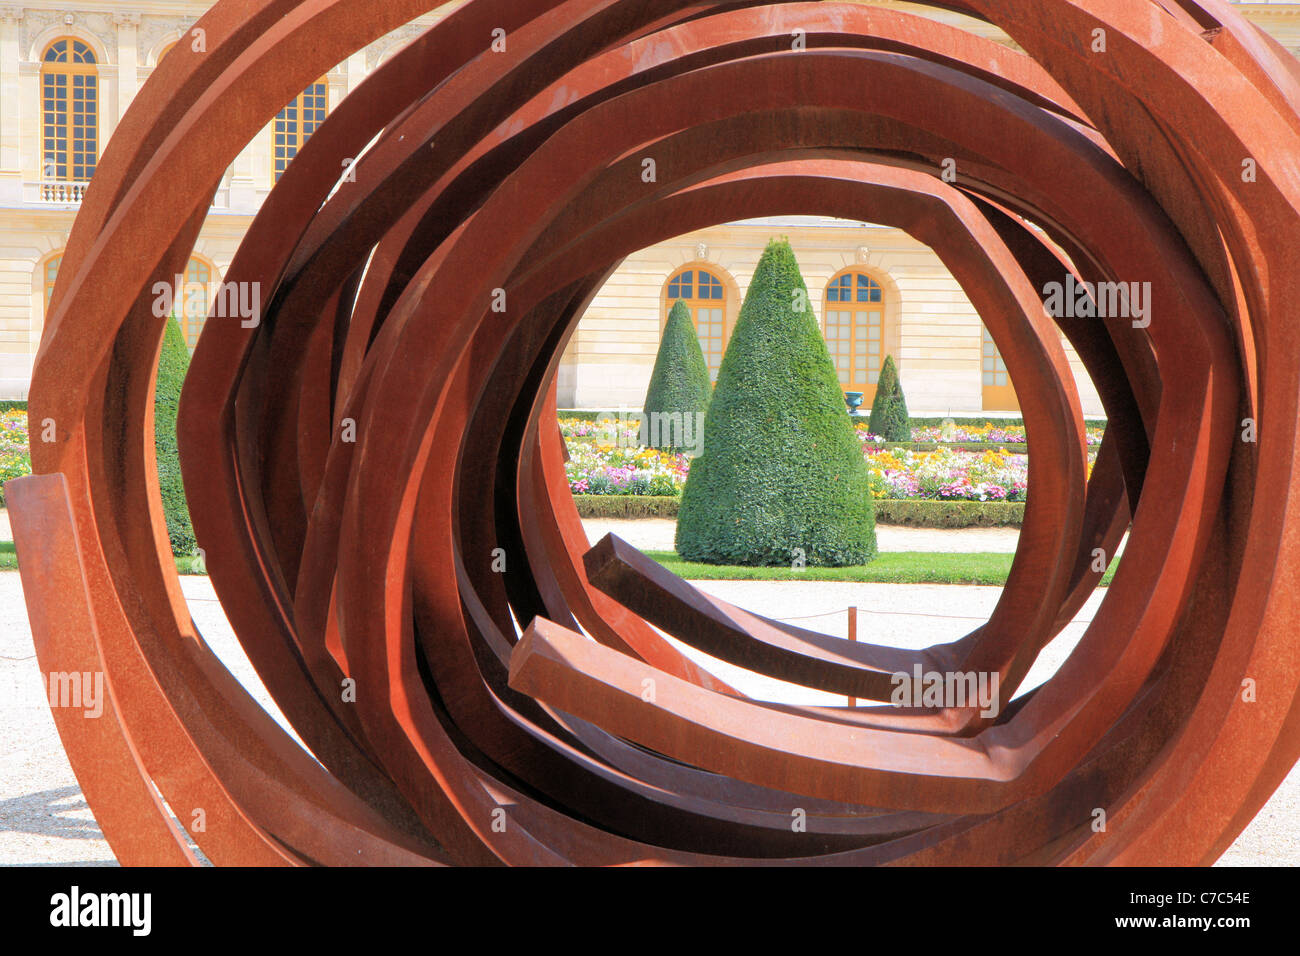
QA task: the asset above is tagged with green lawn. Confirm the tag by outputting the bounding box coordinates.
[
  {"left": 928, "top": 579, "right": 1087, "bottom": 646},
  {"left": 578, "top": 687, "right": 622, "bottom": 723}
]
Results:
[
  {"left": 0, "top": 539, "right": 1117, "bottom": 587},
  {"left": 175, "top": 553, "right": 207, "bottom": 575},
  {"left": 0, "top": 540, "right": 204, "bottom": 575},
  {"left": 644, "top": 549, "right": 1118, "bottom": 586}
]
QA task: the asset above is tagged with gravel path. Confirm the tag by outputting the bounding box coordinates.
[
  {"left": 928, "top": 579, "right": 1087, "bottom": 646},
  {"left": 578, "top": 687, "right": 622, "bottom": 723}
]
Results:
[{"left": 0, "top": 569, "right": 1292, "bottom": 865}]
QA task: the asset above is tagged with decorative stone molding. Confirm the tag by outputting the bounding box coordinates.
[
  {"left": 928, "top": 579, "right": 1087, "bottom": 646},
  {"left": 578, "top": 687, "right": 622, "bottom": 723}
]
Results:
[
  {"left": 367, "top": 23, "right": 424, "bottom": 70},
  {"left": 23, "top": 16, "right": 113, "bottom": 64},
  {"left": 0, "top": 7, "right": 25, "bottom": 24},
  {"left": 111, "top": 13, "right": 143, "bottom": 30},
  {"left": 695, "top": 242, "right": 709, "bottom": 260},
  {"left": 84, "top": 14, "right": 117, "bottom": 55},
  {"left": 21, "top": 14, "right": 50, "bottom": 52},
  {"left": 139, "top": 16, "right": 188, "bottom": 60}
]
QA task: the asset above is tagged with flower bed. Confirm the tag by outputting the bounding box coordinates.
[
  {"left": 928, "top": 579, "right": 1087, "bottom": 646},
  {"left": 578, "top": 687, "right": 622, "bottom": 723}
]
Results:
[
  {"left": 559, "top": 418, "right": 645, "bottom": 445},
  {"left": 852, "top": 420, "right": 1105, "bottom": 445},
  {"left": 863, "top": 446, "right": 1029, "bottom": 502},
  {"left": 564, "top": 441, "right": 689, "bottom": 496},
  {"left": 0, "top": 410, "right": 30, "bottom": 506},
  {"left": 564, "top": 432, "right": 1064, "bottom": 503},
  {"left": 558, "top": 417, "right": 1098, "bottom": 504}
]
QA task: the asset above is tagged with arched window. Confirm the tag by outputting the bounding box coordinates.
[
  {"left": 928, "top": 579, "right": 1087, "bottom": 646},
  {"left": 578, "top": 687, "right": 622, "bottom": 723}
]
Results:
[
  {"left": 41, "top": 39, "right": 98, "bottom": 185},
  {"left": 44, "top": 255, "right": 63, "bottom": 312},
  {"left": 176, "top": 257, "right": 213, "bottom": 351},
  {"left": 981, "top": 324, "right": 1019, "bottom": 411},
  {"left": 823, "top": 270, "right": 886, "bottom": 397},
  {"left": 274, "top": 79, "right": 328, "bottom": 181},
  {"left": 665, "top": 268, "right": 728, "bottom": 381},
  {"left": 156, "top": 41, "right": 177, "bottom": 65}
]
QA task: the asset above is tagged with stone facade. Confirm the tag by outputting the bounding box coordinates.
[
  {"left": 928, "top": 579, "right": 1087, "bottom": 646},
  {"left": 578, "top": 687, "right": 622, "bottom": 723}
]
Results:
[
  {"left": 556, "top": 218, "right": 1106, "bottom": 416},
  {"left": 3, "top": 1, "right": 1298, "bottom": 415}
]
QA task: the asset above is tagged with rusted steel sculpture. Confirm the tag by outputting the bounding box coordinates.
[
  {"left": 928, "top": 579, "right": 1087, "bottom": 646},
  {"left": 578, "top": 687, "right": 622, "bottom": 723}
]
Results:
[{"left": 9, "top": 0, "right": 1300, "bottom": 865}]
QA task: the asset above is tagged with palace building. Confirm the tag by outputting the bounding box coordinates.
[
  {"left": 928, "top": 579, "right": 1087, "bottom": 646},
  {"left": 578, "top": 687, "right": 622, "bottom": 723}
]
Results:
[{"left": 4, "top": 1, "right": 1299, "bottom": 414}]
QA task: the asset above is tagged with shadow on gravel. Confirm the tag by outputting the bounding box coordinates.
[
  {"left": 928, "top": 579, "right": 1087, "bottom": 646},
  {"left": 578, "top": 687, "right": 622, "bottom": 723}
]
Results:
[{"left": 0, "top": 785, "right": 104, "bottom": 841}]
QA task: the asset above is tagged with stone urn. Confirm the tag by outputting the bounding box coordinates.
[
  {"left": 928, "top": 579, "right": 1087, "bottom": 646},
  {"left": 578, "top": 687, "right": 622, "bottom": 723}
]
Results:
[{"left": 845, "top": 391, "right": 865, "bottom": 415}]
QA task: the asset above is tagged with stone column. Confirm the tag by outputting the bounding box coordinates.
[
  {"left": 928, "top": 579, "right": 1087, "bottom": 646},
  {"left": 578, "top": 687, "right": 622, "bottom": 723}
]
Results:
[
  {"left": 18, "top": 25, "right": 40, "bottom": 194},
  {"left": 227, "top": 138, "right": 259, "bottom": 213},
  {"left": 0, "top": 7, "right": 23, "bottom": 203},
  {"left": 346, "top": 50, "right": 366, "bottom": 95},
  {"left": 113, "top": 12, "right": 140, "bottom": 131}
]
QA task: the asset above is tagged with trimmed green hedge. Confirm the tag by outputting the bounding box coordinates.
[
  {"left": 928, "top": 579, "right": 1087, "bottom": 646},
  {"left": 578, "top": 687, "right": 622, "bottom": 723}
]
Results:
[
  {"left": 573, "top": 495, "right": 1024, "bottom": 527},
  {"left": 873, "top": 499, "right": 1023, "bottom": 528},
  {"left": 0, "top": 401, "right": 27, "bottom": 414},
  {"left": 867, "top": 354, "right": 910, "bottom": 442},
  {"left": 155, "top": 316, "right": 197, "bottom": 557},
  {"left": 557, "top": 409, "right": 639, "bottom": 422},
  {"left": 676, "top": 239, "right": 877, "bottom": 566},
  {"left": 643, "top": 299, "right": 711, "bottom": 451},
  {"left": 573, "top": 495, "right": 682, "bottom": 519}
]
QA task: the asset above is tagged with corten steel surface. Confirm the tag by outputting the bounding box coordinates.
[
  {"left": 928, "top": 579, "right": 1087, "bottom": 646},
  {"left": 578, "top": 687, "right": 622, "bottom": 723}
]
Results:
[{"left": 7, "top": 0, "right": 1300, "bottom": 865}]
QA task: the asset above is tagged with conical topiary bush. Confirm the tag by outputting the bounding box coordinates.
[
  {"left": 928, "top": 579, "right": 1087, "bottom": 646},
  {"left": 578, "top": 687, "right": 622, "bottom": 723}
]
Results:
[
  {"left": 643, "top": 299, "right": 711, "bottom": 452},
  {"left": 675, "top": 239, "right": 877, "bottom": 566},
  {"left": 867, "top": 354, "right": 910, "bottom": 442},
  {"left": 155, "top": 313, "right": 197, "bottom": 557}
]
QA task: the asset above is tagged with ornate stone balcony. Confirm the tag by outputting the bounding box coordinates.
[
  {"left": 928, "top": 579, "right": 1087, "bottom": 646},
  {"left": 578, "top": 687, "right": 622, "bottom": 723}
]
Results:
[{"left": 27, "top": 180, "right": 89, "bottom": 204}]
